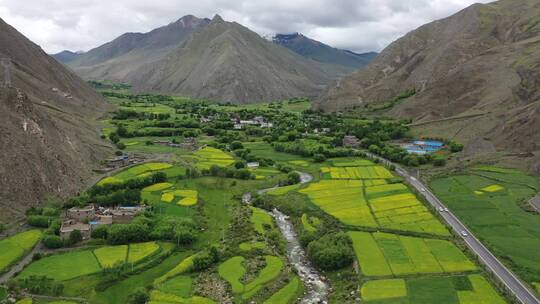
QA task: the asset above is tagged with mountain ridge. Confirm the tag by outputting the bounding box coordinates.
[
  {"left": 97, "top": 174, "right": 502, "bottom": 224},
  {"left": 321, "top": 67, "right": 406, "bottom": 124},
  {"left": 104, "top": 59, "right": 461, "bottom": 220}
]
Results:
[
  {"left": 0, "top": 17, "right": 112, "bottom": 222},
  {"left": 317, "top": 0, "right": 540, "bottom": 155},
  {"left": 272, "top": 32, "right": 377, "bottom": 70}
]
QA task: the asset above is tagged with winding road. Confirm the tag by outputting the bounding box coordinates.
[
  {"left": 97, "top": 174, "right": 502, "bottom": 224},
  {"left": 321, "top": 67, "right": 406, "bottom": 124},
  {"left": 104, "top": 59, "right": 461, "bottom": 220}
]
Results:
[{"left": 367, "top": 152, "right": 540, "bottom": 304}]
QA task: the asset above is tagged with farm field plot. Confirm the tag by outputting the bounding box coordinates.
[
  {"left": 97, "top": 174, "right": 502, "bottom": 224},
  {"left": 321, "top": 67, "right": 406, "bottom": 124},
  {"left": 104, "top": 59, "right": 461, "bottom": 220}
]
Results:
[
  {"left": 194, "top": 147, "right": 235, "bottom": 169},
  {"left": 94, "top": 245, "right": 128, "bottom": 268},
  {"left": 17, "top": 250, "right": 101, "bottom": 281},
  {"left": 300, "top": 180, "right": 378, "bottom": 227},
  {"left": 158, "top": 275, "right": 192, "bottom": 298},
  {"left": 161, "top": 189, "right": 199, "bottom": 206},
  {"left": 360, "top": 274, "right": 506, "bottom": 304},
  {"left": 301, "top": 214, "right": 320, "bottom": 232},
  {"left": 18, "top": 242, "right": 161, "bottom": 281},
  {"left": 300, "top": 179, "right": 447, "bottom": 235},
  {"left": 98, "top": 162, "right": 173, "bottom": 185},
  {"left": 250, "top": 207, "right": 274, "bottom": 234},
  {"left": 0, "top": 230, "right": 42, "bottom": 272},
  {"left": 263, "top": 276, "right": 301, "bottom": 304},
  {"left": 348, "top": 231, "right": 476, "bottom": 277},
  {"left": 218, "top": 255, "right": 284, "bottom": 300},
  {"left": 321, "top": 166, "right": 393, "bottom": 179},
  {"left": 148, "top": 290, "right": 215, "bottom": 304},
  {"left": 239, "top": 241, "right": 267, "bottom": 251},
  {"left": 128, "top": 242, "right": 160, "bottom": 263},
  {"left": 431, "top": 168, "right": 540, "bottom": 285},
  {"left": 266, "top": 184, "right": 302, "bottom": 196},
  {"left": 369, "top": 192, "right": 449, "bottom": 236},
  {"left": 330, "top": 158, "right": 376, "bottom": 167},
  {"left": 243, "top": 142, "right": 308, "bottom": 162}
]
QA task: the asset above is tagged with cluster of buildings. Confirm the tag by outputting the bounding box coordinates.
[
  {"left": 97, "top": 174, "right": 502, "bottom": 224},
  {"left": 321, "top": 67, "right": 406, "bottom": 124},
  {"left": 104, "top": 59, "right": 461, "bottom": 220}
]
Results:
[
  {"left": 401, "top": 140, "right": 445, "bottom": 155},
  {"left": 153, "top": 137, "right": 197, "bottom": 150},
  {"left": 59, "top": 205, "right": 145, "bottom": 240},
  {"left": 97, "top": 154, "right": 146, "bottom": 173},
  {"left": 343, "top": 135, "right": 361, "bottom": 148},
  {"left": 233, "top": 116, "right": 273, "bottom": 130}
]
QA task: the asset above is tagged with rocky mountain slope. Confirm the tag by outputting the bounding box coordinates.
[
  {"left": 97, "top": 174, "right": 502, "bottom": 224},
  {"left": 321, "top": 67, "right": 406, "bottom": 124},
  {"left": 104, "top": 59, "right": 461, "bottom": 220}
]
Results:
[
  {"left": 273, "top": 33, "right": 377, "bottom": 70},
  {"left": 67, "top": 15, "right": 211, "bottom": 82},
  {"left": 126, "top": 15, "right": 332, "bottom": 103},
  {"left": 52, "top": 50, "right": 83, "bottom": 63},
  {"left": 0, "top": 18, "right": 112, "bottom": 222},
  {"left": 317, "top": 0, "right": 540, "bottom": 155}
]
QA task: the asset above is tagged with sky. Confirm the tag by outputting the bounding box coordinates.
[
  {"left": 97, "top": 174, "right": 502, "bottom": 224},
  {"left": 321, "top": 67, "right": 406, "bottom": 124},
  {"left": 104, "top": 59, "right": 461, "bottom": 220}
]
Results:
[{"left": 0, "top": 0, "right": 493, "bottom": 54}]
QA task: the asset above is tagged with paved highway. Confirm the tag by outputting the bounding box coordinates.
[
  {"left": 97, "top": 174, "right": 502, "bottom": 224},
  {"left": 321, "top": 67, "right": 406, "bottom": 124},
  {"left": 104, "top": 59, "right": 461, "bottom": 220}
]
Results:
[{"left": 368, "top": 153, "right": 540, "bottom": 304}]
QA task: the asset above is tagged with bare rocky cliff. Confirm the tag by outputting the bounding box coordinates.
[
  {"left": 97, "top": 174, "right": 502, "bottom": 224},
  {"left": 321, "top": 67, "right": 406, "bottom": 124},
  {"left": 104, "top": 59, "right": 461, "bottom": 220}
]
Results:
[
  {"left": 317, "top": 0, "right": 540, "bottom": 154},
  {"left": 0, "top": 18, "right": 112, "bottom": 222}
]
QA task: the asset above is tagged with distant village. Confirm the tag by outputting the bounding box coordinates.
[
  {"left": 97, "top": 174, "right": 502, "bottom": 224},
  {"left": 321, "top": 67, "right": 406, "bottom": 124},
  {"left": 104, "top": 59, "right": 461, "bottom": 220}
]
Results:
[{"left": 60, "top": 205, "right": 146, "bottom": 240}]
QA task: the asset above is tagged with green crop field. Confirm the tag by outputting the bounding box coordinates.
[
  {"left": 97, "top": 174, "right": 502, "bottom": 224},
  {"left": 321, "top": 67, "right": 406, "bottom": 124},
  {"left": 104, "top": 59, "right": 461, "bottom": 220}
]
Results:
[
  {"left": 239, "top": 241, "right": 267, "bottom": 251},
  {"left": 300, "top": 179, "right": 448, "bottom": 235},
  {"left": 149, "top": 290, "right": 215, "bottom": 304},
  {"left": 194, "top": 147, "right": 235, "bottom": 169},
  {"left": 361, "top": 274, "right": 505, "bottom": 304},
  {"left": 250, "top": 207, "right": 274, "bottom": 234},
  {"left": 98, "top": 162, "right": 173, "bottom": 186},
  {"left": 243, "top": 142, "right": 308, "bottom": 162},
  {"left": 158, "top": 275, "right": 192, "bottom": 298},
  {"left": 431, "top": 167, "right": 540, "bottom": 285},
  {"left": 0, "top": 230, "right": 42, "bottom": 272},
  {"left": 18, "top": 250, "right": 101, "bottom": 281},
  {"left": 143, "top": 182, "right": 173, "bottom": 192},
  {"left": 263, "top": 276, "right": 301, "bottom": 304},
  {"left": 321, "top": 166, "right": 393, "bottom": 179},
  {"left": 94, "top": 245, "right": 128, "bottom": 268},
  {"left": 15, "top": 299, "right": 32, "bottom": 304},
  {"left": 348, "top": 231, "right": 475, "bottom": 277},
  {"left": 330, "top": 158, "right": 376, "bottom": 167},
  {"left": 155, "top": 254, "right": 195, "bottom": 285},
  {"left": 300, "top": 180, "right": 378, "bottom": 227},
  {"left": 266, "top": 184, "right": 302, "bottom": 196},
  {"left": 128, "top": 242, "right": 160, "bottom": 263},
  {"left": 218, "top": 256, "right": 284, "bottom": 299}
]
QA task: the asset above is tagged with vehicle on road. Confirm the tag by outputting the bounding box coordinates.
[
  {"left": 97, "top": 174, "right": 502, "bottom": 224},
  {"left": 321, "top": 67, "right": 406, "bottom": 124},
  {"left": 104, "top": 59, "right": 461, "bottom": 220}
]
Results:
[{"left": 461, "top": 231, "right": 469, "bottom": 237}]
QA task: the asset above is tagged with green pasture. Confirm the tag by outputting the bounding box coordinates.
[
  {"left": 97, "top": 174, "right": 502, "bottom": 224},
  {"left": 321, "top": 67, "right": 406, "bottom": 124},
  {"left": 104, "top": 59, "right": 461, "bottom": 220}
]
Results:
[
  {"left": 263, "top": 276, "right": 301, "bottom": 304},
  {"left": 0, "top": 230, "right": 42, "bottom": 272},
  {"left": 348, "top": 231, "right": 475, "bottom": 277},
  {"left": 360, "top": 274, "right": 505, "bottom": 303},
  {"left": 218, "top": 256, "right": 284, "bottom": 299},
  {"left": 250, "top": 207, "right": 274, "bottom": 234},
  {"left": 431, "top": 167, "right": 540, "bottom": 284}
]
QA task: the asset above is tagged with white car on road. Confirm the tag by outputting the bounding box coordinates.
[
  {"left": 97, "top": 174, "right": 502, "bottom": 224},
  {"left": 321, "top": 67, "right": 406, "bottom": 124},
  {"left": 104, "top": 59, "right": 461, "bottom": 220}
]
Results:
[{"left": 460, "top": 231, "right": 469, "bottom": 237}]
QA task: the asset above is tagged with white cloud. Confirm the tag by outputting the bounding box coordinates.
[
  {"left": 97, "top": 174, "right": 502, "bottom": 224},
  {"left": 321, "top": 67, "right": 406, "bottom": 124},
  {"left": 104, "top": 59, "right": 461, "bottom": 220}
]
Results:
[{"left": 0, "top": 0, "right": 493, "bottom": 54}]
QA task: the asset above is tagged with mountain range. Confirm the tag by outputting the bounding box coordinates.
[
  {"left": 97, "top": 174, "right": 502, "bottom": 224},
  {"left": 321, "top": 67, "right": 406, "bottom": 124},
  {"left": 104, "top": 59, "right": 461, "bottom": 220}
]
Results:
[
  {"left": 59, "top": 15, "right": 359, "bottom": 103},
  {"left": 0, "top": 18, "right": 111, "bottom": 222},
  {"left": 317, "top": 0, "right": 540, "bottom": 156},
  {"left": 272, "top": 33, "right": 377, "bottom": 71}
]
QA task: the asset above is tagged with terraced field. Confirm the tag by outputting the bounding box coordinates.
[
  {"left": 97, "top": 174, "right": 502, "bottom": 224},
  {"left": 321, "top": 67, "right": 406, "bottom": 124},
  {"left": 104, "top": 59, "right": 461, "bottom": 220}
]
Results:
[
  {"left": 0, "top": 230, "right": 42, "bottom": 273},
  {"left": 348, "top": 231, "right": 476, "bottom": 277},
  {"left": 194, "top": 147, "right": 235, "bottom": 169},
  {"left": 218, "top": 256, "right": 284, "bottom": 300},
  {"left": 431, "top": 167, "right": 540, "bottom": 286},
  {"left": 97, "top": 162, "right": 174, "bottom": 186},
  {"left": 300, "top": 178, "right": 448, "bottom": 235},
  {"left": 321, "top": 166, "right": 394, "bottom": 179},
  {"left": 250, "top": 207, "right": 274, "bottom": 234},
  {"left": 360, "top": 274, "right": 506, "bottom": 304},
  {"left": 264, "top": 276, "right": 301, "bottom": 304},
  {"left": 18, "top": 242, "right": 161, "bottom": 281}
]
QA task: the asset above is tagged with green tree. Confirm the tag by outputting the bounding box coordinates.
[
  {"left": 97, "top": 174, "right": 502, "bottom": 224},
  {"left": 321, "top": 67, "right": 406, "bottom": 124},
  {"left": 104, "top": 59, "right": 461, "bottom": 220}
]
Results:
[{"left": 69, "top": 230, "right": 83, "bottom": 245}]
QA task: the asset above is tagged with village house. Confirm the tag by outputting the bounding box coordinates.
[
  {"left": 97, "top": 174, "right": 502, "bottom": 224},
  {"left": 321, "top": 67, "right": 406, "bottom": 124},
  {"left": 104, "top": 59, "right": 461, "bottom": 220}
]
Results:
[
  {"left": 343, "top": 135, "right": 360, "bottom": 148},
  {"left": 110, "top": 206, "right": 145, "bottom": 224},
  {"left": 106, "top": 155, "right": 129, "bottom": 167},
  {"left": 234, "top": 123, "right": 244, "bottom": 130},
  {"left": 247, "top": 162, "right": 260, "bottom": 169},
  {"left": 67, "top": 205, "right": 95, "bottom": 221},
  {"left": 60, "top": 220, "right": 91, "bottom": 240}
]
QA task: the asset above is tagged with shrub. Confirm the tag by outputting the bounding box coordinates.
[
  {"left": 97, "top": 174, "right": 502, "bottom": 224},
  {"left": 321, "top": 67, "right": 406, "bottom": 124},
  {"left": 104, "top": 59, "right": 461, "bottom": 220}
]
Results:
[
  {"left": 69, "top": 230, "right": 83, "bottom": 245},
  {"left": 42, "top": 235, "right": 63, "bottom": 249},
  {"left": 307, "top": 232, "right": 354, "bottom": 271},
  {"left": 27, "top": 215, "right": 50, "bottom": 228},
  {"left": 313, "top": 153, "right": 327, "bottom": 163},
  {"left": 128, "top": 288, "right": 149, "bottom": 304},
  {"left": 433, "top": 157, "right": 447, "bottom": 167},
  {"left": 91, "top": 225, "right": 109, "bottom": 239}
]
